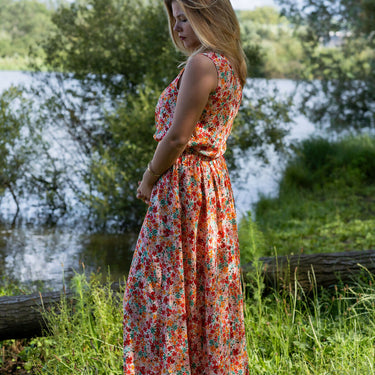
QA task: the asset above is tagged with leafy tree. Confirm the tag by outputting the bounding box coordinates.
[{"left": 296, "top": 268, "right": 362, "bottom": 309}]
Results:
[
  {"left": 240, "top": 23, "right": 267, "bottom": 77},
  {"left": 0, "top": 85, "right": 70, "bottom": 223},
  {"left": 238, "top": 7, "right": 305, "bottom": 78},
  {"left": 0, "top": 87, "right": 28, "bottom": 218},
  {"left": 87, "top": 85, "right": 159, "bottom": 227},
  {"left": 0, "top": 0, "right": 53, "bottom": 59},
  {"left": 32, "top": 0, "right": 182, "bottom": 230},
  {"left": 1, "top": 0, "right": 292, "bottom": 230},
  {"left": 43, "top": 0, "right": 179, "bottom": 95},
  {"left": 277, "top": 0, "right": 375, "bottom": 130},
  {"left": 238, "top": 6, "right": 287, "bottom": 25},
  {"left": 229, "top": 83, "right": 293, "bottom": 171}
]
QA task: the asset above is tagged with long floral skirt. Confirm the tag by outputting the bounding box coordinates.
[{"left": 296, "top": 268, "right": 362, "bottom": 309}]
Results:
[{"left": 123, "top": 152, "right": 249, "bottom": 375}]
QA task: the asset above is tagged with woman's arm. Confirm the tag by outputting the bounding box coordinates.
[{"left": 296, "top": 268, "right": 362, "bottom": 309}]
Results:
[{"left": 137, "top": 53, "right": 218, "bottom": 204}]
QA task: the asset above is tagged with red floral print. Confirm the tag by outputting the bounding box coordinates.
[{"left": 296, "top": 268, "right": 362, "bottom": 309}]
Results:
[{"left": 123, "top": 52, "right": 249, "bottom": 375}]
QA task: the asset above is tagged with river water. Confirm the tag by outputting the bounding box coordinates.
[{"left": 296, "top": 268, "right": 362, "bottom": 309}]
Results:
[{"left": 0, "top": 71, "right": 318, "bottom": 289}]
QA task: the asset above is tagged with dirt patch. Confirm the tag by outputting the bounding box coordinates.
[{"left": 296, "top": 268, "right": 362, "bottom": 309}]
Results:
[{"left": 1, "top": 340, "right": 30, "bottom": 375}]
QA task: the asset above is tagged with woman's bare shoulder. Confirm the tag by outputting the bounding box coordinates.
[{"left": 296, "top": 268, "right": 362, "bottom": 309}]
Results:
[{"left": 184, "top": 53, "right": 218, "bottom": 92}]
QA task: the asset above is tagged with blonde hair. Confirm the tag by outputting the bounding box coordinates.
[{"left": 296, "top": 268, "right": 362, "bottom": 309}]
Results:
[{"left": 163, "top": 0, "right": 247, "bottom": 87}]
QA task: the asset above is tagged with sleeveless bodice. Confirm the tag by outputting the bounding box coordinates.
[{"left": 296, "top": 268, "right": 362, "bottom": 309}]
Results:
[{"left": 154, "top": 51, "right": 242, "bottom": 158}]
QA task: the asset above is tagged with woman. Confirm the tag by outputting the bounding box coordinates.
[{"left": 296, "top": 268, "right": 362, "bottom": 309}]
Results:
[{"left": 123, "top": 0, "right": 250, "bottom": 373}]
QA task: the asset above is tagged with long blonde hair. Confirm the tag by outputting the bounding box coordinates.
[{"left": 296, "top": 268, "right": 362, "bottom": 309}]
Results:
[{"left": 163, "top": 0, "right": 247, "bottom": 87}]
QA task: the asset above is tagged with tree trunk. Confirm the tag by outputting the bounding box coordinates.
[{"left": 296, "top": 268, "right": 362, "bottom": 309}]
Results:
[
  {"left": 242, "top": 249, "right": 375, "bottom": 292},
  {"left": 1, "top": 250, "right": 375, "bottom": 340},
  {"left": 0, "top": 283, "right": 123, "bottom": 341},
  {"left": 0, "top": 290, "right": 72, "bottom": 341}
]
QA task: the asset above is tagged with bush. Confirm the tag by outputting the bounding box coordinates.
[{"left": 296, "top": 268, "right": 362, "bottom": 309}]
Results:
[{"left": 281, "top": 135, "right": 375, "bottom": 192}]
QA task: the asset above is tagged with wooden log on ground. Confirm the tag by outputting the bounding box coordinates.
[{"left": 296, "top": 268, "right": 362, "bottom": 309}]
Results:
[
  {"left": 0, "top": 290, "right": 74, "bottom": 341},
  {"left": 0, "top": 282, "right": 123, "bottom": 341},
  {"left": 242, "top": 249, "right": 375, "bottom": 292},
  {"left": 1, "top": 250, "right": 375, "bottom": 340}
]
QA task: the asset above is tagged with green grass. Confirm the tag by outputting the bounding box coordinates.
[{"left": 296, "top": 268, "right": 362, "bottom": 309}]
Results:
[
  {"left": 0, "top": 270, "right": 125, "bottom": 374},
  {"left": 240, "top": 134, "right": 375, "bottom": 373},
  {"left": 13, "top": 267, "right": 375, "bottom": 374},
  {"left": 254, "top": 184, "right": 375, "bottom": 256},
  {"left": 254, "top": 135, "right": 375, "bottom": 256},
  {"left": 24, "top": 271, "right": 125, "bottom": 374},
  {"left": 3, "top": 134, "right": 375, "bottom": 374},
  {"left": 2, "top": 268, "right": 374, "bottom": 374},
  {"left": 244, "top": 268, "right": 375, "bottom": 374}
]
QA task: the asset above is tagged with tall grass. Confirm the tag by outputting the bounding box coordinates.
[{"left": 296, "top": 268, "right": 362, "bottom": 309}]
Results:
[
  {"left": 18, "top": 268, "right": 375, "bottom": 374},
  {"left": 244, "top": 272, "right": 375, "bottom": 374},
  {"left": 240, "top": 219, "right": 375, "bottom": 374},
  {"left": 25, "top": 270, "right": 125, "bottom": 374},
  {"left": 4, "top": 134, "right": 375, "bottom": 373},
  {"left": 240, "top": 135, "right": 375, "bottom": 372},
  {"left": 280, "top": 134, "right": 375, "bottom": 192}
]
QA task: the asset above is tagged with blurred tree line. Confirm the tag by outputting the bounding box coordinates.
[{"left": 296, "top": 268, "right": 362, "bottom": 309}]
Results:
[
  {"left": 0, "top": 0, "right": 55, "bottom": 69},
  {"left": 277, "top": 0, "right": 375, "bottom": 129},
  {"left": 0, "top": 0, "right": 373, "bottom": 230},
  {"left": 0, "top": 0, "right": 324, "bottom": 79},
  {"left": 238, "top": 6, "right": 305, "bottom": 78}
]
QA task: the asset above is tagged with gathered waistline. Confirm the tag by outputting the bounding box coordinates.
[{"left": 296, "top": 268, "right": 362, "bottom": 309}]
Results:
[{"left": 182, "top": 147, "right": 223, "bottom": 161}]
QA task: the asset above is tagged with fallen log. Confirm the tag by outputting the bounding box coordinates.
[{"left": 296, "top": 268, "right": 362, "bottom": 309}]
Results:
[
  {"left": 0, "top": 290, "right": 73, "bottom": 341},
  {"left": 242, "top": 249, "right": 375, "bottom": 292},
  {"left": 1, "top": 250, "right": 375, "bottom": 340},
  {"left": 0, "top": 282, "right": 123, "bottom": 341}
]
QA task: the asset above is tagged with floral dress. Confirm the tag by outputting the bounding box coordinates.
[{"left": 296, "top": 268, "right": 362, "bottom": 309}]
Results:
[{"left": 123, "top": 51, "right": 249, "bottom": 375}]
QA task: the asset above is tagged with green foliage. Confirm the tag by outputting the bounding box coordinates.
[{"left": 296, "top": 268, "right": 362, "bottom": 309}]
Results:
[
  {"left": 244, "top": 272, "right": 375, "bottom": 373},
  {"left": 0, "top": 85, "right": 73, "bottom": 221},
  {"left": 227, "top": 82, "right": 293, "bottom": 171},
  {"left": 9, "top": 270, "right": 375, "bottom": 374},
  {"left": 42, "top": 0, "right": 179, "bottom": 95},
  {"left": 87, "top": 85, "right": 159, "bottom": 228},
  {"left": 22, "top": 0, "right": 183, "bottom": 229},
  {"left": 0, "top": 1, "right": 293, "bottom": 228},
  {"left": 16, "top": 0, "right": 291, "bottom": 229},
  {"left": 0, "top": 276, "right": 31, "bottom": 297},
  {"left": 282, "top": 135, "right": 375, "bottom": 190},
  {"left": 277, "top": 0, "right": 375, "bottom": 129},
  {"left": 262, "top": 30, "right": 305, "bottom": 79},
  {"left": 25, "top": 271, "right": 125, "bottom": 374},
  {"left": 238, "top": 6, "right": 288, "bottom": 25},
  {"left": 241, "top": 38, "right": 267, "bottom": 78},
  {"left": 0, "top": 0, "right": 53, "bottom": 69},
  {"left": 0, "top": 87, "right": 33, "bottom": 216},
  {"left": 238, "top": 7, "right": 305, "bottom": 78},
  {"left": 0, "top": 55, "right": 44, "bottom": 71},
  {"left": 238, "top": 212, "right": 267, "bottom": 264},
  {"left": 254, "top": 135, "right": 375, "bottom": 256}
]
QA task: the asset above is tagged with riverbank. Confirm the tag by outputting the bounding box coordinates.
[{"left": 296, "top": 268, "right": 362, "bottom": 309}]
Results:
[
  {"left": 240, "top": 135, "right": 375, "bottom": 373},
  {"left": 2, "top": 134, "right": 375, "bottom": 373},
  {"left": 249, "top": 135, "right": 375, "bottom": 259}
]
